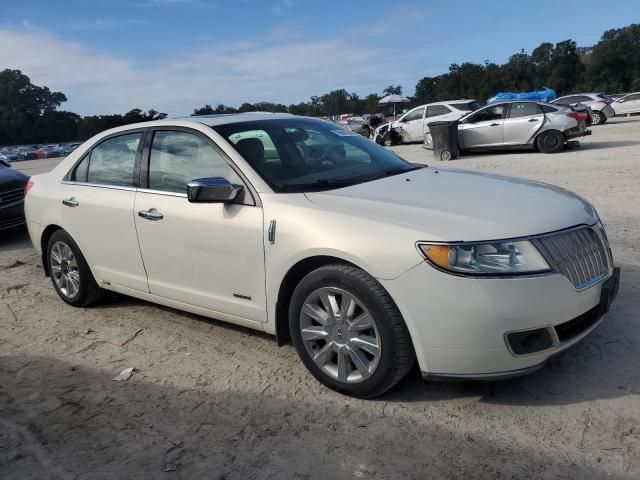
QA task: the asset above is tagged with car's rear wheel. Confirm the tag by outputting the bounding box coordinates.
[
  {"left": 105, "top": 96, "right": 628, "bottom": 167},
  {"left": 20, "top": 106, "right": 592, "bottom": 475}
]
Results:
[
  {"left": 536, "top": 130, "right": 565, "bottom": 154},
  {"left": 47, "top": 230, "right": 103, "bottom": 307},
  {"left": 289, "top": 264, "right": 415, "bottom": 398}
]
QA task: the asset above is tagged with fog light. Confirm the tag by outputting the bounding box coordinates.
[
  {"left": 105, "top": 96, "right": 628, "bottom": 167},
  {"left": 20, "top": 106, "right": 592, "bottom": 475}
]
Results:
[{"left": 506, "top": 328, "right": 554, "bottom": 356}]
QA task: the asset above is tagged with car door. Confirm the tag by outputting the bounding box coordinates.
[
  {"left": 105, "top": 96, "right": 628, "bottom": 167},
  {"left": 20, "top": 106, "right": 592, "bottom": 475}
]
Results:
[
  {"left": 133, "top": 128, "right": 267, "bottom": 323},
  {"left": 458, "top": 104, "right": 506, "bottom": 148},
  {"left": 502, "top": 102, "right": 544, "bottom": 145},
  {"left": 399, "top": 107, "right": 425, "bottom": 142},
  {"left": 61, "top": 130, "right": 149, "bottom": 292}
]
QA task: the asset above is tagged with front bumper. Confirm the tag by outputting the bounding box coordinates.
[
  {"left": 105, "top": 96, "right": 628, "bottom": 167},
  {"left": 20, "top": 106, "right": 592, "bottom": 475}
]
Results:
[
  {"left": 0, "top": 201, "right": 26, "bottom": 231},
  {"left": 379, "top": 261, "right": 619, "bottom": 378}
]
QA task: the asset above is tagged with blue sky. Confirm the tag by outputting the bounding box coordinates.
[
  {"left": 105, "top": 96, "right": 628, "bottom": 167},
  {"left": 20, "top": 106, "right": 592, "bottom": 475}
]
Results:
[{"left": 1, "top": 0, "right": 638, "bottom": 115}]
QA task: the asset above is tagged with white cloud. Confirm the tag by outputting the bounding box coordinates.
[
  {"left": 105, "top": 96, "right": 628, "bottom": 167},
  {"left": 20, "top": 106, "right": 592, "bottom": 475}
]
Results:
[{"left": 0, "top": 17, "right": 433, "bottom": 116}]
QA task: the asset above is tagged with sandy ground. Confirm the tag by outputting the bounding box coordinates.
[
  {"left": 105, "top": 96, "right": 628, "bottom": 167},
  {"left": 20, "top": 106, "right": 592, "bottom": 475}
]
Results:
[{"left": 1, "top": 117, "right": 639, "bottom": 479}]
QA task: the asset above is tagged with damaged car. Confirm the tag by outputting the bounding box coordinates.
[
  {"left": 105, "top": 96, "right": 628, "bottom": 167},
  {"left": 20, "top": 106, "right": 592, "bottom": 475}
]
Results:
[{"left": 424, "top": 100, "right": 590, "bottom": 154}]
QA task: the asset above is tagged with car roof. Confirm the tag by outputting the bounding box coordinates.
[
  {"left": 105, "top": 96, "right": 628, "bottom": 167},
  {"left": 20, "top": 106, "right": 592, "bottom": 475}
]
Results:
[
  {"left": 410, "top": 99, "right": 478, "bottom": 108},
  {"left": 556, "top": 93, "right": 599, "bottom": 98},
  {"left": 437, "top": 99, "right": 479, "bottom": 104},
  {"left": 175, "top": 112, "right": 294, "bottom": 126}
]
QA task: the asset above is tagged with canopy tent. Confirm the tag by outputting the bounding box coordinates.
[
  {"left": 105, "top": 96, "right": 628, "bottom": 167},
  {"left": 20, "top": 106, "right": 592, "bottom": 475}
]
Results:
[{"left": 378, "top": 94, "right": 410, "bottom": 119}]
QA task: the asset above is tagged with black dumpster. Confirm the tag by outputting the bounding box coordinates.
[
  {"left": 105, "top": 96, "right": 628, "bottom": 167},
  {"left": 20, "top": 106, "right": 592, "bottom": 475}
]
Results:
[{"left": 428, "top": 120, "right": 459, "bottom": 161}]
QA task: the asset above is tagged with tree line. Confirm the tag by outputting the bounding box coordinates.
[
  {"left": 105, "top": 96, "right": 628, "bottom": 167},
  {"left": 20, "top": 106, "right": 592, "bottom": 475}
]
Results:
[{"left": 1, "top": 23, "right": 638, "bottom": 145}]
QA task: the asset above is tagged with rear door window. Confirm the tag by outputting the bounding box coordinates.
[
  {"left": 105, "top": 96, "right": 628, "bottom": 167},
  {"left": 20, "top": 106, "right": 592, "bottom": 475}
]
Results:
[
  {"left": 70, "top": 154, "right": 89, "bottom": 182},
  {"left": 450, "top": 102, "right": 480, "bottom": 111},
  {"left": 86, "top": 132, "right": 142, "bottom": 187},
  {"left": 508, "top": 102, "right": 542, "bottom": 118}
]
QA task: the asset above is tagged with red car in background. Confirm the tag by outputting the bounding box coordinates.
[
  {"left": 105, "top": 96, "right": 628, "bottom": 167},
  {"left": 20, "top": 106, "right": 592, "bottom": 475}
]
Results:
[{"left": 35, "top": 145, "right": 60, "bottom": 159}]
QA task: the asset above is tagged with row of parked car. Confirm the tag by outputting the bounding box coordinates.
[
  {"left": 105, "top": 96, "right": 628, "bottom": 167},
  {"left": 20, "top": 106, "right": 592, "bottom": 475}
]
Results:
[
  {"left": 0, "top": 142, "right": 81, "bottom": 163},
  {"left": 359, "top": 91, "right": 640, "bottom": 157}
]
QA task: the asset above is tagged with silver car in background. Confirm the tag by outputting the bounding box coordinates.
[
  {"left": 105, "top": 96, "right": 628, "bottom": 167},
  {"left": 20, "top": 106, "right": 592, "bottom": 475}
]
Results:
[
  {"left": 551, "top": 93, "right": 615, "bottom": 125},
  {"left": 424, "top": 101, "right": 590, "bottom": 154}
]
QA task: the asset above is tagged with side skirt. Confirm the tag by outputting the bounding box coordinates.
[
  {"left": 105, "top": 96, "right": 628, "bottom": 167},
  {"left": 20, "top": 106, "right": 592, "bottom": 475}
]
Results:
[{"left": 102, "top": 282, "right": 270, "bottom": 334}]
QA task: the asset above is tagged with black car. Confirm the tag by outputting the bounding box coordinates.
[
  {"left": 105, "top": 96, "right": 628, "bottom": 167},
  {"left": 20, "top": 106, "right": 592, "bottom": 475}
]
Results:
[{"left": 0, "top": 160, "right": 29, "bottom": 231}]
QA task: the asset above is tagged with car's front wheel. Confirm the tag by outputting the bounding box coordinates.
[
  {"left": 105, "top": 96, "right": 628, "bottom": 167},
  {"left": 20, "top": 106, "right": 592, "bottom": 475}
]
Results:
[
  {"left": 47, "top": 230, "right": 103, "bottom": 307},
  {"left": 536, "top": 130, "right": 565, "bottom": 154},
  {"left": 289, "top": 264, "right": 415, "bottom": 398}
]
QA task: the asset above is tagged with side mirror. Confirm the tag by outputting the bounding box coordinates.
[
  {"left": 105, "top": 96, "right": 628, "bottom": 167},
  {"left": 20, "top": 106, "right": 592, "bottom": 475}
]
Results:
[
  {"left": 0, "top": 159, "right": 10, "bottom": 168},
  {"left": 187, "top": 177, "right": 243, "bottom": 203}
]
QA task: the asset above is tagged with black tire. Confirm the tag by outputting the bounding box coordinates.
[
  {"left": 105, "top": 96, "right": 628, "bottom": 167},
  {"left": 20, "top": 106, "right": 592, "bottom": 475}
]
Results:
[
  {"left": 536, "top": 130, "right": 565, "bottom": 154},
  {"left": 46, "top": 229, "right": 103, "bottom": 307},
  {"left": 289, "top": 264, "right": 415, "bottom": 398}
]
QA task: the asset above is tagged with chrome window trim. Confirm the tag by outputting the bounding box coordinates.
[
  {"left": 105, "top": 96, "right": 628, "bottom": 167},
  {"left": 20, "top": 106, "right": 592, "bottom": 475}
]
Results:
[
  {"left": 61, "top": 181, "right": 137, "bottom": 192},
  {"left": 60, "top": 182, "right": 262, "bottom": 203},
  {"left": 136, "top": 188, "right": 187, "bottom": 198}
]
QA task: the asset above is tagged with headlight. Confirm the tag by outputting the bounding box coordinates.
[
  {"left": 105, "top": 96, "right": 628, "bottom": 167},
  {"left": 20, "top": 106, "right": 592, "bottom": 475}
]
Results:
[{"left": 418, "top": 240, "right": 551, "bottom": 275}]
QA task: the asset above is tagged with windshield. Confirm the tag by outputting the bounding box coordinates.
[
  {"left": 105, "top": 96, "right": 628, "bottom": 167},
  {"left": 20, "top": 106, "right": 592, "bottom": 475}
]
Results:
[{"left": 213, "top": 118, "right": 415, "bottom": 193}]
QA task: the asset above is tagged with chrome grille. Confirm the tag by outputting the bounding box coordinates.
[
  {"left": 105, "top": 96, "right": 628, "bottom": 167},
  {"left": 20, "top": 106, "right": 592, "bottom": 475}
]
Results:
[
  {"left": 0, "top": 188, "right": 24, "bottom": 206},
  {"left": 533, "top": 227, "right": 609, "bottom": 289}
]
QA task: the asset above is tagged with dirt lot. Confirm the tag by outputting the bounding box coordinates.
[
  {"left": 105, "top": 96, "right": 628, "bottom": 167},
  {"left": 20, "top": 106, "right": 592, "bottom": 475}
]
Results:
[{"left": 2, "top": 117, "right": 639, "bottom": 479}]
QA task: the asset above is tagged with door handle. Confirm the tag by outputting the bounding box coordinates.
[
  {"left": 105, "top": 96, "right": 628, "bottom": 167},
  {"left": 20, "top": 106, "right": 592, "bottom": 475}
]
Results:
[
  {"left": 62, "top": 198, "right": 79, "bottom": 207},
  {"left": 528, "top": 118, "right": 539, "bottom": 122},
  {"left": 138, "top": 209, "right": 164, "bottom": 221},
  {"left": 490, "top": 123, "right": 500, "bottom": 126}
]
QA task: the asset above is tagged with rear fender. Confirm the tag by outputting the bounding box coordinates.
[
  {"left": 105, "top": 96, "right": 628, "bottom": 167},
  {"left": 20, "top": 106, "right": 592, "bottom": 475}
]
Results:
[{"left": 525, "top": 115, "right": 547, "bottom": 144}]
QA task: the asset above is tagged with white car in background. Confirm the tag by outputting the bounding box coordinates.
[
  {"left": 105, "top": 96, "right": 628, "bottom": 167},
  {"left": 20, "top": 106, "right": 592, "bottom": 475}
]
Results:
[
  {"left": 375, "top": 99, "right": 481, "bottom": 145},
  {"left": 551, "top": 93, "right": 615, "bottom": 125},
  {"left": 611, "top": 92, "right": 640, "bottom": 116},
  {"left": 24, "top": 113, "right": 619, "bottom": 398}
]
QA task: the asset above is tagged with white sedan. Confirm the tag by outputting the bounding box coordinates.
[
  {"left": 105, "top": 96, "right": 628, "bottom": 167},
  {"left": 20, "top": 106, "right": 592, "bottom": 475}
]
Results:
[{"left": 24, "top": 113, "right": 619, "bottom": 398}]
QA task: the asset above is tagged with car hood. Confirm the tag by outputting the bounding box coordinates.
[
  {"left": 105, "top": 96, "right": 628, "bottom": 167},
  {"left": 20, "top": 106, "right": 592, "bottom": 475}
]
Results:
[
  {"left": 305, "top": 167, "right": 597, "bottom": 241},
  {"left": 0, "top": 168, "right": 29, "bottom": 191}
]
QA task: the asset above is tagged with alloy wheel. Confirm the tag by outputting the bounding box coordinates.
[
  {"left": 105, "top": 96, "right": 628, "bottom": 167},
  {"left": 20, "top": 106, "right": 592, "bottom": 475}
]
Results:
[
  {"left": 50, "top": 241, "right": 80, "bottom": 298},
  {"left": 299, "top": 287, "right": 381, "bottom": 384}
]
